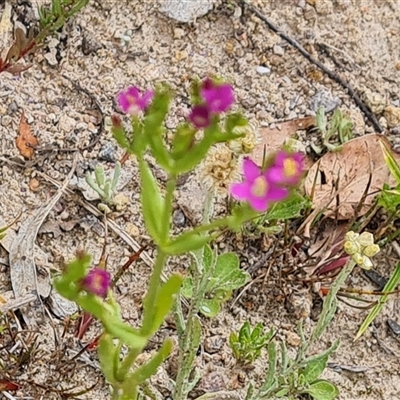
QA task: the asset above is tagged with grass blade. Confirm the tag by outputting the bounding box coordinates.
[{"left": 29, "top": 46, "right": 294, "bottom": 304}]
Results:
[{"left": 355, "top": 262, "right": 400, "bottom": 340}]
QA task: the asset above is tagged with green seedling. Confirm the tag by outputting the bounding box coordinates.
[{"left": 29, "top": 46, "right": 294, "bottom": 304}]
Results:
[
  {"left": 313, "top": 107, "right": 353, "bottom": 153},
  {"left": 229, "top": 322, "right": 274, "bottom": 365},
  {"left": 181, "top": 244, "right": 250, "bottom": 317},
  {"left": 85, "top": 162, "right": 121, "bottom": 205}
]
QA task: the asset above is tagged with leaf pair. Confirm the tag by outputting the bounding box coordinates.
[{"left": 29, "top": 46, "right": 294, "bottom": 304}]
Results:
[{"left": 181, "top": 244, "right": 250, "bottom": 317}]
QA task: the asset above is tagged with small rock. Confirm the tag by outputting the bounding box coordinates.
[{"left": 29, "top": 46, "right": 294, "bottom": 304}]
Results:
[
  {"left": 256, "top": 65, "right": 271, "bottom": 75},
  {"left": 113, "top": 193, "right": 129, "bottom": 210},
  {"left": 58, "top": 115, "right": 77, "bottom": 134},
  {"left": 362, "top": 89, "right": 386, "bottom": 114},
  {"left": 198, "top": 371, "right": 227, "bottom": 393},
  {"left": 172, "top": 208, "right": 186, "bottom": 227},
  {"left": 44, "top": 51, "right": 58, "bottom": 67},
  {"left": 384, "top": 105, "right": 400, "bottom": 128},
  {"left": 6, "top": 101, "right": 18, "bottom": 115},
  {"left": 29, "top": 177, "right": 40, "bottom": 192},
  {"left": 173, "top": 28, "right": 185, "bottom": 39},
  {"left": 159, "top": 0, "right": 213, "bottom": 23},
  {"left": 273, "top": 45, "right": 284, "bottom": 56},
  {"left": 1, "top": 115, "right": 12, "bottom": 126},
  {"left": 99, "top": 142, "right": 118, "bottom": 162},
  {"left": 310, "top": 90, "right": 341, "bottom": 113},
  {"left": 204, "top": 335, "right": 225, "bottom": 354},
  {"left": 126, "top": 222, "right": 140, "bottom": 237},
  {"left": 285, "top": 331, "right": 301, "bottom": 347}
]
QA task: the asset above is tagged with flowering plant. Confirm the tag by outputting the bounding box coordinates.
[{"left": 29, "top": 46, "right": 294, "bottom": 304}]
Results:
[{"left": 55, "top": 78, "right": 304, "bottom": 400}]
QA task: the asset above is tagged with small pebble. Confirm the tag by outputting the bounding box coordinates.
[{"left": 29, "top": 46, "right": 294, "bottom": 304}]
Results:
[
  {"left": 310, "top": 90, "right": 341, "bottom": 113},
  {"left": 172, "top": 208, "right": 186, "bottom": 227},
  {"left": 384, "top": 105, "right": 400, "bottom": 128},
  {"left": 256, "top": 66, "right": 271, "bottom": 75},
  {"left": 273, "top": 45, "right": 284, "bottom": 56},
  {"left": 204, "top": 335, "right": 225, "bottom": 354},
  {"left": 99, "top": 142, "right": 118, "bottom": 162},
  {"left": 28, "top": 178, "right": 40, "bottom": 192}
]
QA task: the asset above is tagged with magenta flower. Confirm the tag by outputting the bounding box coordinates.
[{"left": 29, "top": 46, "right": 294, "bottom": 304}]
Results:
[
  {"left": 230, "top": 158, "right": 288, "bottom": 212},
  {"left": 189, "top": 104, "right": 211, "bottom": 129},
  {"left": 117, "top": 86, "right": 154, "bottom": 115},
  {"left": 200, "top": 79, "right": 234, "bottom": 113},
  {"left": 81, "top": 268, "right": 111, "bottom": 297},
  {"left": 267, "top": 151, "right": 304, "bottom": 186}
]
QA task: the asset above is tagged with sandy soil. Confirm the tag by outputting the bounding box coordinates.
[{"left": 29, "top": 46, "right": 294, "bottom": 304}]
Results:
[{"left": 1, "top": 1, "right": 400, "bottom": 399}]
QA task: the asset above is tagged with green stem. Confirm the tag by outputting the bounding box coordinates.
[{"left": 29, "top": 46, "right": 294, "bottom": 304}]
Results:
[
  {"left": 173, "top": 190, "right": 215, "bottom": 400},
  {"left": 173, "top": 282, "right": 202, "bottom": 400},
  {"left": 305, "top": 259, "right": 356, "bottom": 354},
  {"left": 115, "top": 347, "right": 141, "bottom": 382},
  {"left": 162, "top": 175, "right": 177, "bottom": 242},
  {"left": 141, "top": 249, "right": 168, "bottom": 336}
]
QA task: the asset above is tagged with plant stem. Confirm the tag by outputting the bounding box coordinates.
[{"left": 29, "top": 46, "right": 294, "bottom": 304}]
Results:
[
  {"left": 162, "top": 175, "right": 176, "bottom": 242},
  {"left": 306, "top": 259, "right": 356, "bottom": 353},
  {"left": 141, "top": 249, "right": 168, "bottom": 336},
  {"left": 115, "top": 347, "right": 141, "bottom": 382},
  {"left": 173, "top": 190, "right": 215, "bottom": 400}
]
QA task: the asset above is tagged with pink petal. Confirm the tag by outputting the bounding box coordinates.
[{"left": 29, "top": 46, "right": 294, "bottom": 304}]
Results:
[
  {"left": 266, "top": 185, "right": 288, "bottom": 202},
  {"left": 243, "top": 158, "right": 261, "bottom": 182},
  {"left": 230, "top": 182, "right": 251, "bottom": 199},
  {"left": 248, "top": 196, "right": 269, "bottom": 212}
]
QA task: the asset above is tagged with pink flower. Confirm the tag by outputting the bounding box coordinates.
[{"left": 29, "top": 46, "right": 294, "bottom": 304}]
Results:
[
  {"left": 267, "top": 151, "right": 304, "bottom": 186},
  {"left": 81, "top": 268, "right": 111, "bottom": 297},
  {"left": 117, "top": 86, "right": 154, "bottom": 115},
  {"left": 189, "top": 104, "right": 211, "bottom": 129},
  {"left": 200, "top": 79, "right": 234, "bottom": 113},
  {"left": 230, "top": 158, "right": 288, "bottom": 212}
]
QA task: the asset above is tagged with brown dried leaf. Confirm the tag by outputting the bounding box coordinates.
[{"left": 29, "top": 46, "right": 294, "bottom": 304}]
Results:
[
  {"left": 5, "top": 62, "right": 32, "bottom": 74},
  {"left": 0, "top": 379, "right": 20, "bottom": 391},
  {"left": 252, "top": 116, "right": 316, "bottom": 165},
  {"left": 304, "top": 134, "right": 400, "bottom": 220},
  {"left": 16, "top": 111, "right": 38, "bottom": 159},
  {"left": 5, "top": 42, "right": 20, "bottom": 61}
]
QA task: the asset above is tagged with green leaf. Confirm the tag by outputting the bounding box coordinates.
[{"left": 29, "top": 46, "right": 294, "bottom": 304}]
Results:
[
  {"left": 143, "top": 86, "right": 173, "bottom": 170},
  {"left": 262, "top": 191, "right": 310, "bottom": 221},
  {"left": 305, "top": 379, "right": 339, "bottom": 400},
  {"left": 378, "top": 183, "right": 400, "bottom": 212},
  {"left": 112, "top": 122, "right": 130, "bottom": 150},
  {"left": 380, "top": 138, "right": 400, "bottom": 184},
  {"left": 126, "top": 339, "right": 173, "bottom": 386},
  {"left": 275, "top": 388, "right": 289, "bottom": 397},
  {"left": 208, "top": 252, "right": 250, "bottom": 294},
  {"left": 139, "top": 158, "right": 165, "bottom": 244},
  {"left": 302, "top": 354, "right": 329, "bottom": 383},
  {"left": 163, "top": 231, "right": 212, "bottom": 255},
  {"left": 261, "top": 341, "right": 278, "bottom": 392},
  {"left": 104, "top": 318, "right": 147, "bottom": 349},
  {"left": 148, "top": 274, "right": 182, "bottom": 335},
  {"left": 355, "top": 262, "right": 400, "bottom": 340},
  {"left": 199, "top": 298, "right": 221, "bottom": 317},
  {"left": 97, "top": 333, "right": 118, "bottom": 384},
  {"left": 181, "top": 276, "right": 194, "bottom": 298}
]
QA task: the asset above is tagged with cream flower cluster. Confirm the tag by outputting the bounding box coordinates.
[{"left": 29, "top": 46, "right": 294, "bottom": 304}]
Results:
[{"left": 344, "top": 231, "right": 380, "bottom": 270}]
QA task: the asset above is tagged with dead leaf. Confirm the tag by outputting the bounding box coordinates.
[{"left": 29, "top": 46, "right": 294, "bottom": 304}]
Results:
[
  {"left": 252, "top": 116, "right": 316, "bottom": 165},
  {"left": 304, "top": 134, "right": 400, "bottom": 220},
  {"left": 16, "top": 111, "right": 38, "bottom": 159},
  {"left": 0, "top": 379, "right": 20, "bottom": 391}
]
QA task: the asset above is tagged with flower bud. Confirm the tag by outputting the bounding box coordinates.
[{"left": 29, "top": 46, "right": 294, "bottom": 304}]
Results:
[
  {"left": 358, "top": 232, "right": 374, "bottom": 247},
  {"left": 363, "top": 244, "right": 380, "bottom": 258},
  {"left": 344, "top": 240, "right": 361, "bottom": 255}
]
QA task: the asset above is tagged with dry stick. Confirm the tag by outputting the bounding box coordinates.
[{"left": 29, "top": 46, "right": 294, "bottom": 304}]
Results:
[{"left": 240, "top": 0, "right": 383, "bottom": 133}]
